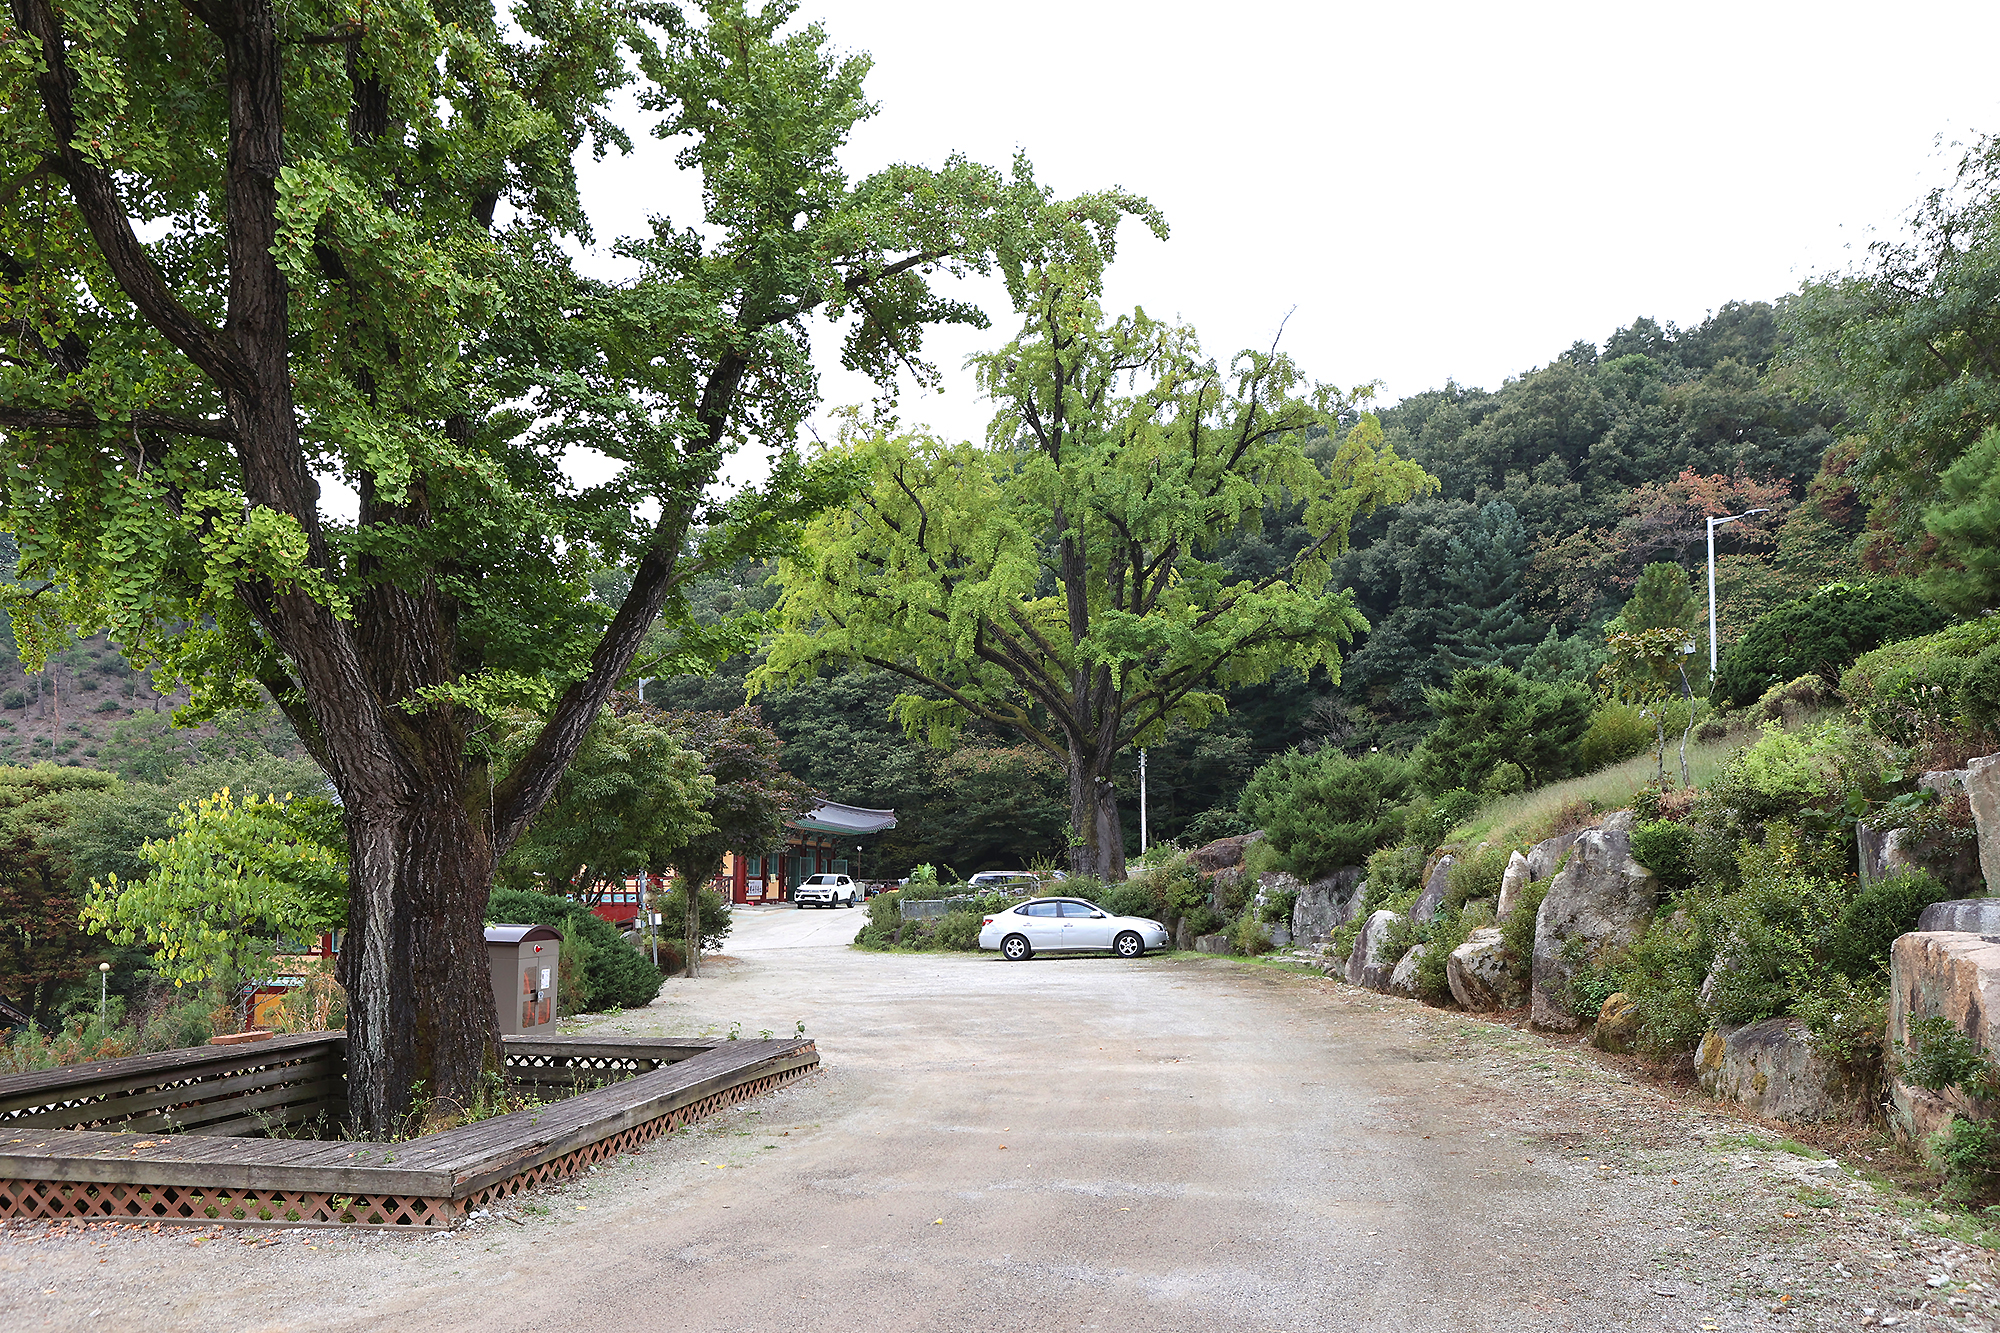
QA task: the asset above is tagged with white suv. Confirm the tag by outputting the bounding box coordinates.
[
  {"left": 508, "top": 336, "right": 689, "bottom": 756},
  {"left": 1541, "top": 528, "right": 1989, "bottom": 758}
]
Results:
[{"left": 792, "top": 873, "right": 859, "bottom": 908}]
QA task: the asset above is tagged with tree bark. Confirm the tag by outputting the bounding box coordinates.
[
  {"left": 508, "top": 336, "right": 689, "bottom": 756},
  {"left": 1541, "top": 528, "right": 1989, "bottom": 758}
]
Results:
[
  {"left": 336, "top": 768, "right": 499, "bottom": 1132},
  {"left": 1065, "top": 753, "right": 1126, "bottom": 881},
  {"left": 683, "top": 887, "right": 701, "bottom": 980}
]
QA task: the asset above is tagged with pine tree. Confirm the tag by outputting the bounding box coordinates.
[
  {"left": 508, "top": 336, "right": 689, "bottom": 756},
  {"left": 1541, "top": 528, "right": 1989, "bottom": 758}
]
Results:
[
  {"left": 1620, "top": 562, "right": 1702, "bottom": 633},
  {"left": 1434, "top": 501, "right": 1545, "bottom": 673}
]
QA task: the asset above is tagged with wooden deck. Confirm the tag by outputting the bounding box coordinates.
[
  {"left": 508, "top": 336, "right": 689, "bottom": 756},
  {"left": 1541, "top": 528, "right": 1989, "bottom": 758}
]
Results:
[{"left": 0, "top": 1035, "right": 817, "bottom": 1228}]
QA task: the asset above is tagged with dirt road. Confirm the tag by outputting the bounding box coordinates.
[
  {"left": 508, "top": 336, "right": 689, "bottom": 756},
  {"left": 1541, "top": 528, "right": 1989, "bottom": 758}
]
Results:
[{"left": 4, "top": 905, "right": 1995, "bottom": 1331}]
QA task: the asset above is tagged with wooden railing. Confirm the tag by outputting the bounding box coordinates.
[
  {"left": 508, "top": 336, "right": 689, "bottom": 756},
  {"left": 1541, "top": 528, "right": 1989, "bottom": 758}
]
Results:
[
  {"left": 0, "top": 1034, "right": 346, "bottom": 1138},
  {"left": 499, "top": 1036, "right": 719, "bottom": 1091}
]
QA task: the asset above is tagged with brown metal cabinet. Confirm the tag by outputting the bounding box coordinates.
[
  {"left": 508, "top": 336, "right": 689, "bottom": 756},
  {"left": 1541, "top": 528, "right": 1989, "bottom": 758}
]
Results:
[{"left": 484, "top": 924, "right": 562, "bottom": 1036}]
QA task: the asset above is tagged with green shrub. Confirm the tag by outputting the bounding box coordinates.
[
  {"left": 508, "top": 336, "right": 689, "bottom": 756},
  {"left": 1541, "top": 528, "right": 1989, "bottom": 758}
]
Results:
[
  {"left": 1628, "top": 819, "right": 1697, "bottom": 896},
  {"left": 1578, "top": 703, "right": 1655, "bottom": 772},
  {"left": 866, "top": 888, "right": 904, "bottom": 935},
  {"left": 1750, "top": 674, "right": 1829, "bottom": 725},
  {"left": 1498, "top": 878, "right": 1548, "bottom": 979},
  {"left": 1097, "top": 879, "right": 1160, "bottom": 920},
  {"left": 933, "top": 910, "right": 984, "bottom": 952},
  {"left": 1609, "top": 916, "right": 1712, "bottom": 1056},
  {"left": 1790, "top": 971, "right": 1888, "bottom": 1078},
  {"left": 1259, "top": 888, "right": 1298, "bottom": 926},
  {"left": 1479, "top": 761, "right": 1525, "bottom": 799},
  {"left": 1900, "top": 1015, "right": 1998, "bottom": 1096},
  {"left": 1228, "top": 914, "right": 1274, "bottom": 956},
  {"left": 1362, "top": 843, "right": 1427, "bottom": 913},
  {"left": 1843, "top": 615, "right": 2000, "bottom": 746},
  {"left": 1183, "top": 808, "right": 1255, "bottom": 845},
  {"left": 1562, "top": 936, "right": 1623, "bottom": 1022},
  {"left": 1418, "top": 666, "right": 1596, "bottom": 793},
  {"left": 1828, "top": 868, "right": 1952, "bottom": 979},
  {"left": 1402, "top": 788, "right": 1480, "bottom": 849},
  {"left": 1416, "top": 908, "right": 1476, "bottom": 1006},
  {"left": 1696, "top": 823, "right": 1851, "bottom": 1025},
  {"left": 1714, "top": 581, "right": 1948, "bottom": 707},
  {"left": 1366, "top": 908, "right": 1410, "bottom": 962},
  {"left": 1239, "top": 750, "right": 1415, "bottom": 881},
  {"left": 485, "top": 887, "right": 667, "bottom": 1012},
  {"left": 1444, "top": 845, "right": 1508, "bottom": 911}
]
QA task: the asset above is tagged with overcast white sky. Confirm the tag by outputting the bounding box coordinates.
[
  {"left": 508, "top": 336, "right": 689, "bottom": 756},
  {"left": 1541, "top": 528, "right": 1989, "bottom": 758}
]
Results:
[{"left": 566, "top": 0, "right": 2000, "bottom": 483}]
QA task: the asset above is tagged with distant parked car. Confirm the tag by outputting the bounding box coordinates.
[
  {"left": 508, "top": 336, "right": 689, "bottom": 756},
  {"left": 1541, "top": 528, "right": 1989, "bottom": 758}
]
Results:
[
  {"left": 793, "top": 873, "right": 859, "bottom": 908},
  {"left": 967, "top": 870, "right": 1043, "bottom": 892},
  {"left": 977, "top": 898, "right": 1169, "bottom": 961}
]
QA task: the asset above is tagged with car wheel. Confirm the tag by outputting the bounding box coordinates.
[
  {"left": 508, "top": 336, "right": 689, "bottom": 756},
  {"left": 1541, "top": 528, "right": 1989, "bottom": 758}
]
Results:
[
  {"left": 795, "top": 901, "right": 804, "bottom": 909},
  {"left": 1115, "top": 931, "right": 1144, "bottom": 959},
  {"left": 1001, "top": 934, "right": 1032, "bottom": 961}
]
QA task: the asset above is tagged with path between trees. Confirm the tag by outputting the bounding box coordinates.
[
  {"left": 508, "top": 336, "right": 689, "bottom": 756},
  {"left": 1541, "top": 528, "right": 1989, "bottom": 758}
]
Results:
[{"left": 3, "top": 907, "right": 1995, "bottom": 1331}]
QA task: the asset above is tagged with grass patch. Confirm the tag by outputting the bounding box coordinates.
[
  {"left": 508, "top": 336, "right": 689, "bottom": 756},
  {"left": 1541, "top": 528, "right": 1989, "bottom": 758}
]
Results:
[{"left": 1445, "top": 735, "right": 1745, "bottom": 847}]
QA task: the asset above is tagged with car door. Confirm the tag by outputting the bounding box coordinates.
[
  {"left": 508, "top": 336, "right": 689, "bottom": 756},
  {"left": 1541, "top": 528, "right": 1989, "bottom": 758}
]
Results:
[
  {"left": 1058, "top": 900, "right": 1113, "bottom": 951},
  {"left": 1017, "top": 900, "right": 1064, "bottom": 948}
]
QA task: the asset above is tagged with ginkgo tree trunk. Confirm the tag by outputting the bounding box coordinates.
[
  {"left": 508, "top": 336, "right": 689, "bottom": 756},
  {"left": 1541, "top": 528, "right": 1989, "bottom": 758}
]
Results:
[
  {"left": 0, "top": 0, "right": 1058, "bottom": 1133},
  {"left": 757, "top": 208, "right": 1435, "bottom": 879}
]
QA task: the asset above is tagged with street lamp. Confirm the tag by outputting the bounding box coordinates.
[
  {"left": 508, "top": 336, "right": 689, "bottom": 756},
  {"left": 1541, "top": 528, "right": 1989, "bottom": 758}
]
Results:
[
  {"left": 1707, "top": 509, "right": 1770, "bottom": 676},
  {"left": 98, "top": 961, "right": 110, "bottom": 1021}
]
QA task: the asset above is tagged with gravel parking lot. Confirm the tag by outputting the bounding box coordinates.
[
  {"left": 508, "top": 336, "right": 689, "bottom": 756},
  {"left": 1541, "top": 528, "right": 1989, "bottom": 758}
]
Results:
[{"left": 2, "top": 906, "right": 1994, "bottom": 1332}]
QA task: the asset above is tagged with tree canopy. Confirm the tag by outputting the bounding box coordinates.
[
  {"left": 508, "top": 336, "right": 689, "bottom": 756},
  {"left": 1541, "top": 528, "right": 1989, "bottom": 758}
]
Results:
[
  {"left": 1, "top": 0, "right": 1073, "bottom": 1129},
  {"left": 758, "top": 201, "right": 1432, "bottom": 876}
]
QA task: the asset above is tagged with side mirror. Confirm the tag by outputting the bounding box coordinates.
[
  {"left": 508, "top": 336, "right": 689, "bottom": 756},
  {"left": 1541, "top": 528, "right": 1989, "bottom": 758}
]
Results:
[{"left": 1091, "top": 911, "right": 1106, "bottom": 919}]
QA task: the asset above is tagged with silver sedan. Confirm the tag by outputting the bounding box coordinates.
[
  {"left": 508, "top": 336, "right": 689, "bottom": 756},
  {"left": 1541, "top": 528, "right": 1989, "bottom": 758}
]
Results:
[{"left": 978, "top": 898, "right": 1170, "bottom": 961}]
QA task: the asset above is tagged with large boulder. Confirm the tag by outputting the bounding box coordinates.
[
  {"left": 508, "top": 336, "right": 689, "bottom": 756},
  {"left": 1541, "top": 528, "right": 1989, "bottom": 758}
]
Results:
[
  {"left": 1187, "top": 831, "right": 1263, "bottom": 874},
  {"left": 1495, "top": 851, "right": 1533, "bottom": 921},
  {"left": 1526, "top": 828, "right": 1588, "bottom": 883},
  {"left": 1291, "top": 868, "right": 1365, "bottom": 945},
  {"left": 1412, "top": 855, "right": 1453, "bottom": 923},
  {"left": 1387, "top": 944, "right": 1426, "bottom": 998},
  {"left": 1967, "top": 753, "right": 2000, "bottom": 893},
  {"left": 1529, "top": 811, "right": 1658, "bottom": 1031},
  {"left": 1593, "top": 993, "right": 1639, "bottom": 1053},
  {"left": 1916, "top": 899, "right": 2000, "bottom": 934},
  {"left": 1858, "top": 824, "right": 1923, "bottom": 886},
  {"left": 1447, "top": 927, "right": 1522, "bottom": 1011},
  {"left": 1697, "top": 1019, "right": 1871, "bottom": 1123},
  {"left": 1193, "top": 933, "right": 1232, "bottom": 955},
  {"left": 1345, "top": 909, "right": 1404, "bottom": 990},
  {"left": 1887, "top": 930, "right": 2000, "bottom": 1141}
]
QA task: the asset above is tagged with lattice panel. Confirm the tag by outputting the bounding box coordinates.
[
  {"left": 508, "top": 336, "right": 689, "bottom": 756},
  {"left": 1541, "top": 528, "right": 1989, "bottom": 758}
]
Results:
[
  {"left": 0, "top": 1053, "right": 817, "bottom": 1230},
  {"left": 0, "top": 1177, "right": 459, "bottom": 1228},
  {"left": 503, "top": 1053, "right": 660, "bottom": 1076},
  {"left": 1, "top": 1050, "right": 338, "bottom": 1130},
  {"left": 465, "top": 1061, "right": 815, "bottom": 1211}
]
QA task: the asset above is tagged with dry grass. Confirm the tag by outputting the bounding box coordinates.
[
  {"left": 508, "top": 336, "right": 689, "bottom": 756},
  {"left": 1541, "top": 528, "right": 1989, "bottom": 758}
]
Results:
[{"left": 1445, "top": 731, "right": 1747, "bottom": 850}]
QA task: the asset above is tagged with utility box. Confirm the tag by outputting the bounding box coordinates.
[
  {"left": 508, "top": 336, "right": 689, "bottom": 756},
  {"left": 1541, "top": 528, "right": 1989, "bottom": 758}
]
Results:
[{"left": 485, "top": 924, "right": 561, "bottom": 1035}]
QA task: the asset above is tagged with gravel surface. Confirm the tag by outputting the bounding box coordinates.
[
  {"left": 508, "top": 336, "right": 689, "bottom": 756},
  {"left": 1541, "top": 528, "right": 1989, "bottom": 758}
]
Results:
[{"left": 2, "top": 907, "right": 1994, "bottom": 1331}]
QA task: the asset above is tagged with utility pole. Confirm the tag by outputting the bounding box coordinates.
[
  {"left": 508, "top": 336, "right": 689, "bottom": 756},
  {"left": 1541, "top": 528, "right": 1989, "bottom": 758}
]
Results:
[
  {"left": 1706, "top": 509, "right": 1770, "bottom": 676},
  {"left": 1138, "top": 749, "right": 1149, "bottom": 855}
]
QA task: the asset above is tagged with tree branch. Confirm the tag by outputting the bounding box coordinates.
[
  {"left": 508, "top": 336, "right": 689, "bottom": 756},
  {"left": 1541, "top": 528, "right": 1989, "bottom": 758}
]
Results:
[
  {"left": 0, "top": 406, "right": 237, "bottom": 441},
  {"left": 16, "top": 0, "right": 250, "bottom": 393}
]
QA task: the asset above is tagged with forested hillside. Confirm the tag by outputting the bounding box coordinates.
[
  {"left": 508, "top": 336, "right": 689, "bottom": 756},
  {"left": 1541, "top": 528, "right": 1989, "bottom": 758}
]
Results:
[
  {"left": 640, "top": 301, "right": 1866, "bottom": 872},
  {"left": 0, "top": 301, "right": 1903, "bottom": 877}
]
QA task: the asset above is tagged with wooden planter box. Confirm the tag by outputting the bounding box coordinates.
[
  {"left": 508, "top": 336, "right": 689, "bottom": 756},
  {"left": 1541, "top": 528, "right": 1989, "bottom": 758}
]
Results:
[{"left": 0, "top": 1033, "right": 816, "bottom": 1229}]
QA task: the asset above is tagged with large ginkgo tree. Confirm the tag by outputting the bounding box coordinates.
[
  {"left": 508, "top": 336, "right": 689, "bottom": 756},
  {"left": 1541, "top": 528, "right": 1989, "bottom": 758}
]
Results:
[
  {"left": 0, "top": 0, "right": 1056, "bottom": 1131},
  {"left": 758, "top": 209, "right": 1434, "bottom": 878}
]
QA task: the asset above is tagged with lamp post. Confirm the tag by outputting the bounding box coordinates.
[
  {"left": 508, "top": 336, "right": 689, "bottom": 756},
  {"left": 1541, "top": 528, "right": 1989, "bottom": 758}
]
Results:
[
  {"left": 98, "top": 961, "right": 109, "bottom": 1021},
  {"left": 1706, "top": 509, "right": 1770, "bottom": 676}
]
